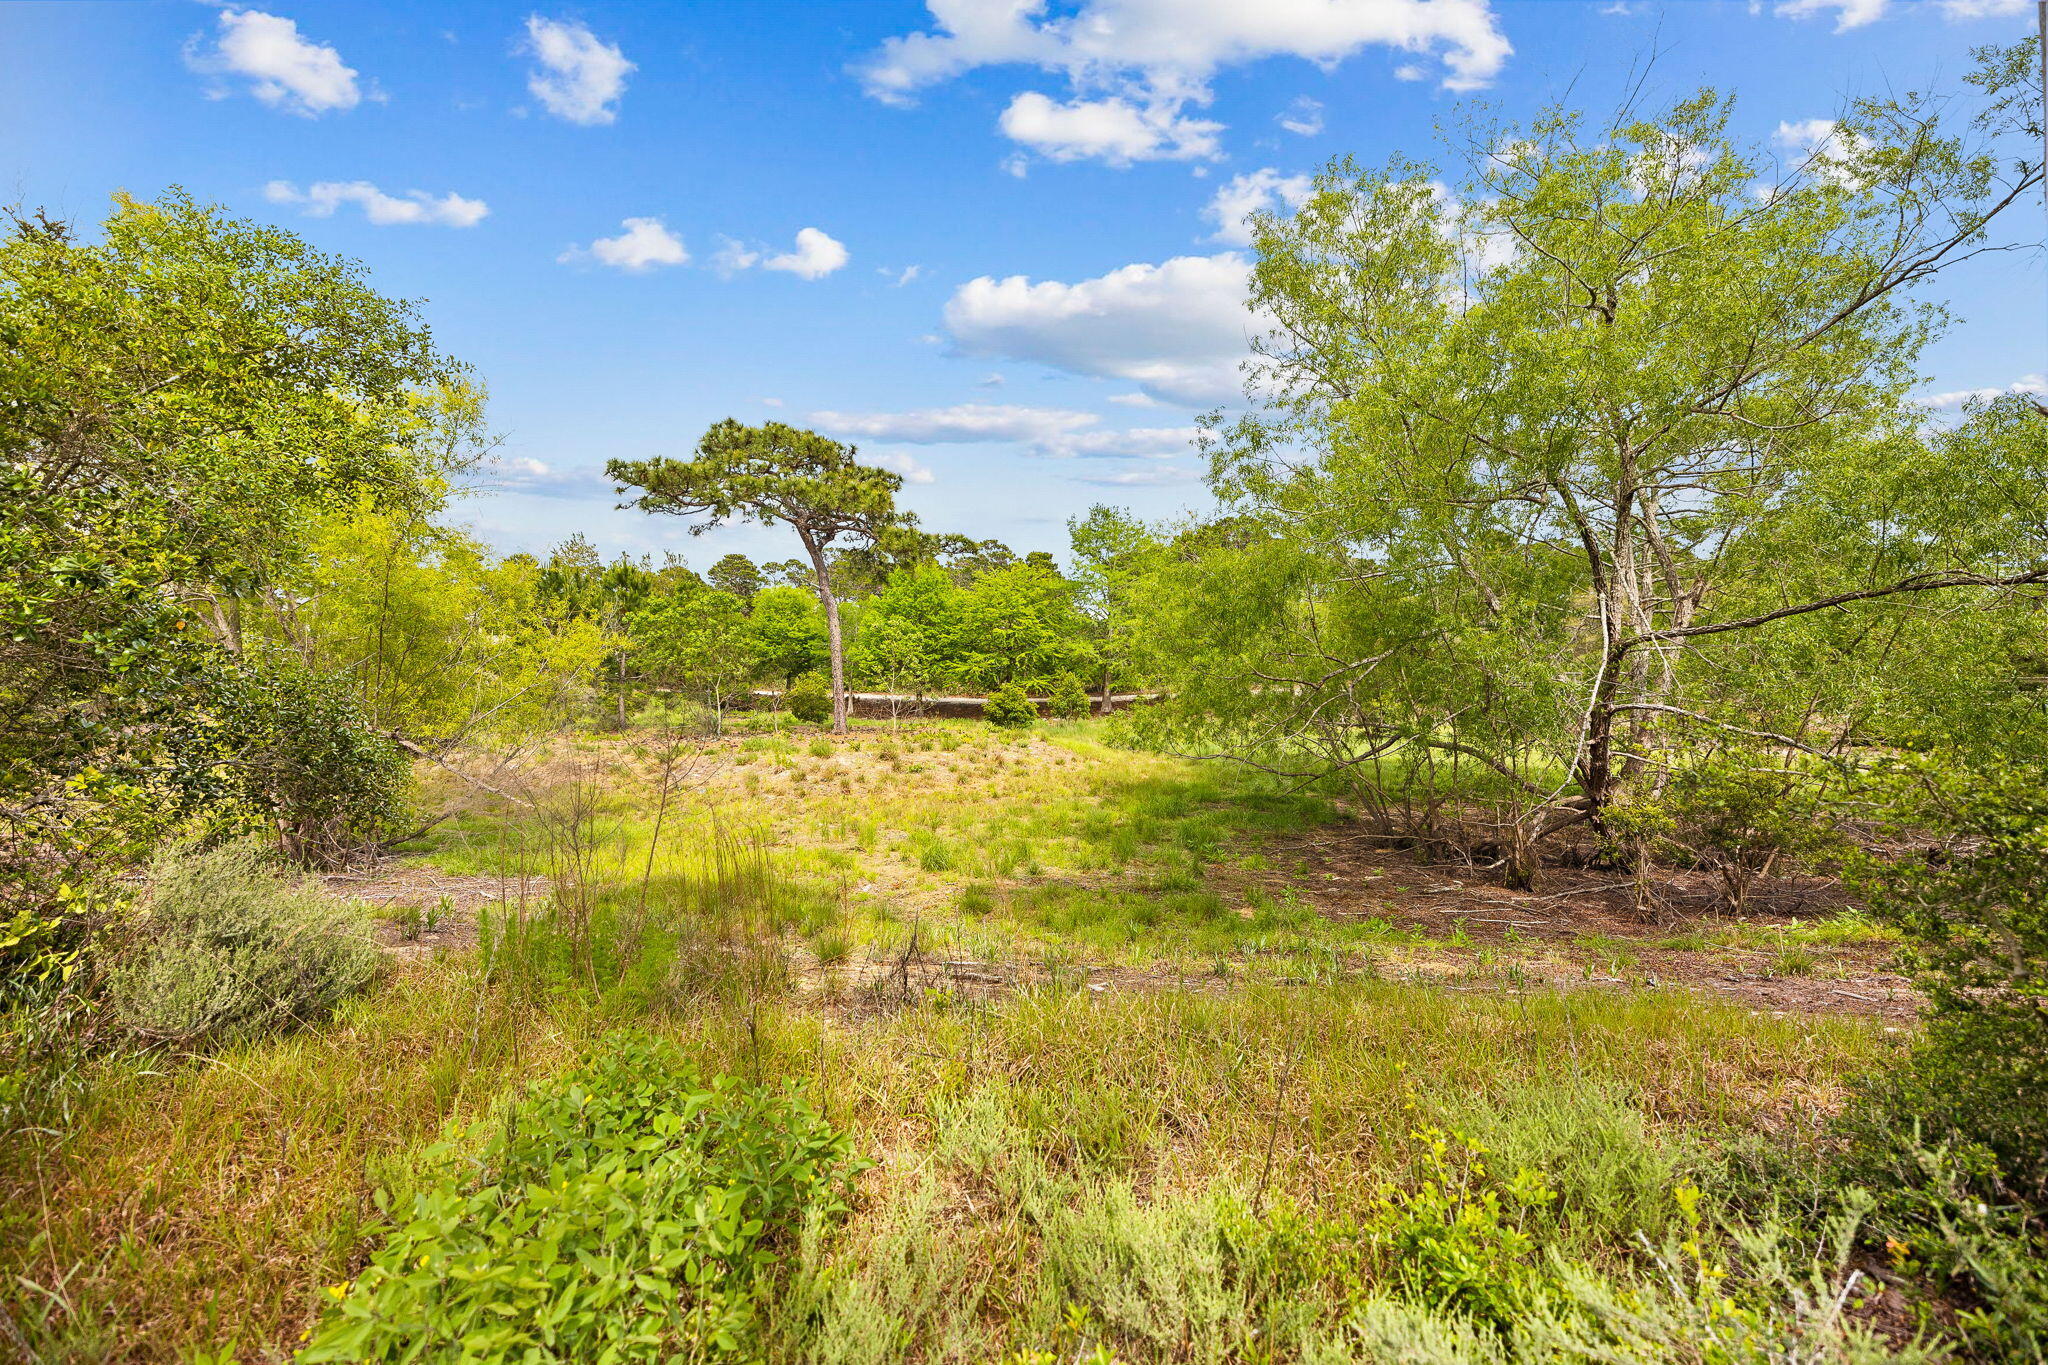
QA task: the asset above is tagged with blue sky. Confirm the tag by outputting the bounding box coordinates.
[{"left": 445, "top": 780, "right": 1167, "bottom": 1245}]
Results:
[{"left": 4, "top": 0, "right": 2042, "bottom": 568}]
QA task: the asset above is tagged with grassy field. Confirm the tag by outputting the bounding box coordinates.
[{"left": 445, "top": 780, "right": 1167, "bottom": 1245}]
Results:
[{"left": 3, "top": 719, "right": 1931, "bottom": 1364}]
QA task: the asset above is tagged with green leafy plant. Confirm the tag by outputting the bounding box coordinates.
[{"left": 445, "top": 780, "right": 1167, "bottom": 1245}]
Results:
[
  {"left": 300, "top": 1034, "right": 862, "bottom": 1363},
  {"left": 985, "top": 680, "right": 1038, "bottom": 729},
  {"left": 1365, "top": 1126, "right": 1561, "bottom": 1332},
  {"left": 1664, "top": 761, "right": 1842, "bottom": 915}
]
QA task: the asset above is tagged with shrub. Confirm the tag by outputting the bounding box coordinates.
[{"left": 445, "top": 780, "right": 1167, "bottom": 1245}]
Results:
[
  {"left": 301, "top": 1034, "right": 862, "bottom": 1363},
  {"left": 1364, "top": 1126, "right": 1562, "bottom": 1331},
  {"left": 785, "top": 672, "right": 832, "bottom": 726},
  {"left": 985, "top": 681, "right": 1038, "bottom": 729},
  {"left": 1049, "top": 672, "right": 1092, "bottom": 720},
  {"left": 1659, "top": 760, "right": 1840, "bottom": 914},
  {"left": 106, "top": 842, "right": 380, "bottom": 1043},
  {"left": 1853, "top": 764, "right": 2048, "bottom": 1201},
  {"left": 204, "top": 659, "right": 409, "bottom": 868}
]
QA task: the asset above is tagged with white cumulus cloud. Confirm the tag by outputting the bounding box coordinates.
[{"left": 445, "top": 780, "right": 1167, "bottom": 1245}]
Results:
[
  {"left": 186, "top": 8, "right": 361, "bottom": 116},
  {"left": 1772, "top": 0, "right": 1888, "bottom": 27},
  {"left": 765, "top": 227, "right": 850, "bottom": 279},
  {"left": 560, "top": 216, "right": 688, "bottom": 271},
  {"left": 523, "top": 16, "right": 633, "bottom": 125},
  {"left": 716, "top": 228, "right": 848, "bottom": 280},
  {"left": 1771, "top": 0, "right": 2025, "bottom": 27},
  {"left": 855, "top": 0, "right": 1508, "bottom": 168},
  {"left": 999, "top": 91, "right": 1221, "bottom": 165},
  {"left": 943, "top": 252, "right": 1263, "bottom": 406},
  {"left": 856, "top": 0, "right": 1512, "bottom": 102},
  {"left": 1203, "top": 168, "right": 1313, "bottom": 246},
  {"left": 264, "top": 180, "right": 489, "bottom": 227}
]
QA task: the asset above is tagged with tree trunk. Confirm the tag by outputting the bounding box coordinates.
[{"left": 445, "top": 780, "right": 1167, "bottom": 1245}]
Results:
[
  {"left": 1099, "top": 660, "right": 1113, "bottom": 717},
  {"left": 803, "top": 539, "right": 849, "bottom": 735}
]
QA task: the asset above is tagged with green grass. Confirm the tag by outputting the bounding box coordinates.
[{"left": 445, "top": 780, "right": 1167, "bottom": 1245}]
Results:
[
  {"left": 5, "top": 946, "right": 1889, "bottom": 1363},
  {"left": 3, "top": 722, "right": 1934, "bottom": 1363}
]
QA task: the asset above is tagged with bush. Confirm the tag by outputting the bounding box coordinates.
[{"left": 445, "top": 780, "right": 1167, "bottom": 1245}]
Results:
[
  {"left": 985, "top": 680, "right": 1038, "bottom": 729},
  {"left": 204, "top": 658, "right": 410, "bottom": 868},
  {"left": 106, "top": 842, "right": 381, "bottom": 1043},
  {"left": 784, "top": 672, "right": 832, "bottom": 726},
  {"left": 302, "top": 1034, "right": 862, "bottom": 1363},
  {"left": 1853, "top": 764, "right": 2048, "bottom": 1201},
  {"left": 1049, "top": 672, "right": 1092, "bottom": 720}
]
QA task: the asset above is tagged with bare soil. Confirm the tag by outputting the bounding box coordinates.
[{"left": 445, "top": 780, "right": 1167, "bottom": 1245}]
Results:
[{"left": 1212, "top": 823, "right": 1917, "bottom": 1022}]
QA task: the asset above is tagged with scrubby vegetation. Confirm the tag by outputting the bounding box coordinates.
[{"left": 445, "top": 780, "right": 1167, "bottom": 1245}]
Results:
[{"left": 4, "top": 32, "right": 2047, "bottom": 1365}]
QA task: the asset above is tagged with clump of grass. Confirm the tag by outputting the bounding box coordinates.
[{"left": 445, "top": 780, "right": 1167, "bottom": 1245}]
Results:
[
  {"left": 811, "top": 927, "right": 853, "bottom": 966},
  {"left": 1772, "top": 945, "right": 1819, "bottom": 977},
  {"left": 913, "top": 834, "right": 955, "bottom": 873},
  {"left": 809, "top": 738, "right": 835, "bottom": 759},
  {"left": 960, "top": 884, "right": 996, "bottom": 916}
]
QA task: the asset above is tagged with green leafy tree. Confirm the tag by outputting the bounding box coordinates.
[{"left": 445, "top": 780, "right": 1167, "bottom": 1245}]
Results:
[
  {"left": 708, "top": 553, "right": 764, "bottom": 604},
  {"left": 1068, "top": 504, "right": 1163, "bottom": 714},
  {"left": 611, "top": 421, "right": 912, "bottom": 734},
  {"left": 932, "top": 535, "right": 1020, "bottom": 586},
  {"left": 270, "top": 508, "right": 614, "bottom": 745},
  {"left": 1856, "top": 762, "right": 2048, "bottom": 1200},
  {"left": 630, "top": 587, "right": 756, "bottom": 731},
  {"left": 1144, "top": 63, "right": 2046, "bottom": 865},
  {"left": 745, "top": 585, "right": 829, "bottom": 687},
  {"left": 848, "top": 563, "right": 966, "bottom": 699},
  {"left": 956, "top": 562, "right": 1092, "bottom": 691}
]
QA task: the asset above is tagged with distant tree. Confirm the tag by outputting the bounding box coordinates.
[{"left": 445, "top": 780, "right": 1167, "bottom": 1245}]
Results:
[
  {"left": 956, "top": 561, "right": 1092, "bottom": 690},
  {"left": 746, "top": 585, "right": 829, "bottom": 687},
  {"left": 1068, "top": 505, "right": 1162, "bottom": 714},
  {"left": 611, "top": 420, "right": 912, "bottom": 734},
  {"left": 708, "top": 552, "right": 764, "bottom": 604},
  {"left": 934, "top": 535, "right": 1019, "bottom": 585},
  {"left": 630, "top": 587, "right": 755, "bottom": 732},
  {"left": 652, "top": 551, "right": 706, "bottom": 596},
  {"left": 761, "top": 558, "right": 814, "bottom": 591},
  {"left": 549, "top": 533, "right": 603, "bottom": 572},
  {"left": 849, "top": 562, "right": 966, "bottom": 698},
  {"left": 853, "top": 616, "right": 937, "bottom": 728},
  {"left": 278, "top": 508, "right": 612, "bottom": 746},
  {"left": 597, "top": 557, "right": 659, "bottom": 727}
]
